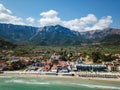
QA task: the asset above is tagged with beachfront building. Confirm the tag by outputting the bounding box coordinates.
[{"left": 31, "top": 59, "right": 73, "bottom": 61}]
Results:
[
  {"left": 0, "top": 62, "right": 8, "bottom": 71},
  {"left": 105, "top": 61, "right": 120, "bottom": 72},
  {"left": 51, "top": 65, "right": 57, "bottom": 72},
  {"left": 51, "top": 61, "right": 70, "bottom": 73},
  {"left": 75, "top": 59, "right": 107, "bottom": 71},
  {"left": 116, "top": 64, "right": 120, "bottom": 72}
]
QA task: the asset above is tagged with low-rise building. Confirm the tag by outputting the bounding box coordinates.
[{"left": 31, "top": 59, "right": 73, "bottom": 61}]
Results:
[{"left": 75, "top": 59, "right": 107, "bottom": 71}]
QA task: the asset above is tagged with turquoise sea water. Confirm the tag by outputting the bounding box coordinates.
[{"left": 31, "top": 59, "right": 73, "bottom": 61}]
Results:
[{"left": 0, "top": 76, "right": 120, "bottom": 90}]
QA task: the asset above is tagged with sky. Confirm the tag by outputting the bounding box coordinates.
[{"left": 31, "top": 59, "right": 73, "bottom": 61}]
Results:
[{"left": 0, "top": 0, "right": 119, "bottom": 32}]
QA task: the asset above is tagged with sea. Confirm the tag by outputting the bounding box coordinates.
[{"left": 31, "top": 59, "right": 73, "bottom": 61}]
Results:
[{"left": 0, "top": 76, "right": 120, "bottom": 90}]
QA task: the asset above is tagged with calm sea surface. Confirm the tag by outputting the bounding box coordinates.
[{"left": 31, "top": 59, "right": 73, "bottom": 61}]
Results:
[{"left": 0, "top": 76, "right": 120, "bottom": 90}]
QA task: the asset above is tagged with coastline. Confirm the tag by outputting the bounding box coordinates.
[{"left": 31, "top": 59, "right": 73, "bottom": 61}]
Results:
[
  {"left": 0, "top": 71, "right": 120, "bottom": 82},
  {"left": 1, "top": 72, "right": 120, "bottom": 90}
]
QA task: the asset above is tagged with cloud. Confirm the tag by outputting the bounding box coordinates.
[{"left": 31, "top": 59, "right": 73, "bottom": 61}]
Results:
[
  {"left": 89, "top": 16, "right": 112, "bottom": 30},
  {"left": 38, "top": 10, "right": 112, "bottom": 32},
  {"left": 26, "top": 17, "right": 35, "bottom": 23},
  {"left": 80, "top": 14, "right": 97, "bottom": 24},
  {"left": 0, "top": 4, "right": 12, "bottom": 14},
  {"left": 0, "top": 4, "right": 112, "bottom": 32},
  {"left": 0, "top": 3, "right": 25, "bottom": 25},
  {"left": 63, "top": 15, "right": 112, "bottom": 31},
  {"left": 38, "top": 10, "right": 61, "bottom": 26},
  {"left": 62, "top": 14, "right": 97, "bottom": 31},
  {"left": 40, "top": 10, "right": 58, "bottom": 18},
  {"left": 62, "top": 14, "right": 112, "bottom": 31}
]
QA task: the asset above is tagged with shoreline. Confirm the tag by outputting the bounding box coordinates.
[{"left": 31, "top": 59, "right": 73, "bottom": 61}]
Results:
[{"left": 0, "top": 72, "right": 120, "bottom": 82}]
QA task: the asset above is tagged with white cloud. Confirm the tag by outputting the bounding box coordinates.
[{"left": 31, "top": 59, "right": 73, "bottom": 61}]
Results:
[
  {"left": 62, "top": 14, "right": 97, "bottom": 31},
  {"left": 26, "top": 17, "right": 35, "bottom": 23},
  {"left": 89, "top": 16, "right": 112, "bottom": 30},
  {"left": 62, "top": 14, "right": 112, "bottom": 31},
  {"left": 0, "top": 4, "right": 112, "bottom": 32},
  {"left": 0, "top": 4, "right": 12, "bottom": 14},
  {"left": 39, "top": 10, "right": 61, "bottom": 26},
  {"left": 0, "top": 3, "right": 25, "bottom": 25},
  {"left": 40, "top": 10, "right": 58, "bottom": 18},
  {"left": 80, "top": 14, "right": 97, "bottom": 24},
  {"left": 38, "top": 10, "right": 112, "bottom": 32}
]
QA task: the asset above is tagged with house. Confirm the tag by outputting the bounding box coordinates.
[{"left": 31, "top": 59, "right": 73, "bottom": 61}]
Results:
[
  {"left": 75, "top": 59, "right": 106, "bottom": 71},
  {"left": 0, "top": 62, "right": 8, "bottom": 67},
  {"left": 50, "top": 53, "right": 61, "bottom": 61},
  {"left": 33, "top": 62, "right": 44, "bottom": 67},
  {"left": 106, "top": 63, "right": 114, "bottom": 71},
  {"left": 51, "top": 65, "right": 57, "bottom": 72},
  {"left": 29, "top": 66, "right": 38, "bottom": 71},
  {"left": 0, "top": 62, "right": 9, "bottom": 70},
  {"left": 75, "top": 59, "right": 83, "bottom": 65},
  {"left": 34, "top": 50, "right": 45, "bottom": 55},
  {"left": 76, "top": 64, "right": 106, "bottom": 71},
  {"left": 105, "top": 61, "right": 120, "bottom": 71},
  {"left": 61, "top": 66, "right": 69, "bottom": 73},
  {"left": 116, "top": 64, "right": 120, "bottom": 71},
  {"left": 44, "top": 65, "right": 50, "bottom": 71},
  {"left": 10, "top": 57, "right": 22, "bottom": 62},
  {"left": 32, "top": 56, "right": 44, "bottom": 62}
]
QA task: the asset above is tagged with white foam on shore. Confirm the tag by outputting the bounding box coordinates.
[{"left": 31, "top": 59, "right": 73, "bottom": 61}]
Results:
[
  {"left": 71, "top": 83, "right": 120, "bottom": 90},
  {"left": 5, "top": 79, "right": 50, "bottom": 85},
  {"left": 0, "top": 76, "right": 13, "bottom": 78}
]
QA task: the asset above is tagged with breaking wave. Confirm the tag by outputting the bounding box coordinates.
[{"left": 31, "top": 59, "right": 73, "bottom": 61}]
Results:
[
  {"left": 71, "top": 83, "right": 120, "bottom": 90},
  {"left": 5, "top": 79, "right": 50, "bottom": 85}
]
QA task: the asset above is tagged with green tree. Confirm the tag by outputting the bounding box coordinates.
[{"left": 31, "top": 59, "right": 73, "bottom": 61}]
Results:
[
  {"left": 101, "top": 54, "right": 117, "bottom": 62},
  {"left": 91, "top": 52, "right": 101, "bottom": 63}
]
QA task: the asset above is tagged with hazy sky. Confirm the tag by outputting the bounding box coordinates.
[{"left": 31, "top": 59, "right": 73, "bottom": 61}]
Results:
[{"left": 0, "top": 0, "right": 119, "bottom": 31}]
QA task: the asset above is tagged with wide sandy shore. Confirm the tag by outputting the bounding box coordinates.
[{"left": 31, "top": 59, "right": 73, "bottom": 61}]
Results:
[{"left": 0, "top": 71, "right": 120, "bottom": 82}]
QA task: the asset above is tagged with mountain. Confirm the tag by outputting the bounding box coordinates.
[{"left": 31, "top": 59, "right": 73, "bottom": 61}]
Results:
[
  {"left": 100, "top": 34, "right": 120, "bottom": 45},
  {"left": 0, "top": 23, "right": 38, "bottom": 45},
  {"left": 0, "top": 38, "right": 16, "bottom": 49},
  {"left": 80, "top": 28, "right": 120, "bottom": 39},
  {"left": 0, "top": 23, "right": 82, "bottom": 45},
  {"left": 30, "top": 25, "right": 82, "bottom": 45},
  {"left": 80, "top": 28, "right": 120, "bottom": 43},
  {"left": 0, "top": 23, "right": 120, "bottom": 46}
]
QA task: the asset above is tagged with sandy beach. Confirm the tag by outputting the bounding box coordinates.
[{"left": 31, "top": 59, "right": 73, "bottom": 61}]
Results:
[{"left": 0, "top": 71, "right": 120, "bottom": 82}]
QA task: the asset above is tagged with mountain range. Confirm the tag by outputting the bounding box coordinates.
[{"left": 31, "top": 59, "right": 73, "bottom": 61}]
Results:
[{"left": 0, "top": 23, "right": 120, "bottom": 46}]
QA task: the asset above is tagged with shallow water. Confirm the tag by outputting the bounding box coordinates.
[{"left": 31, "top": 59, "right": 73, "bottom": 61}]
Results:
[{"left": 0, "top": 76, "right": 120, "bottom": 90}]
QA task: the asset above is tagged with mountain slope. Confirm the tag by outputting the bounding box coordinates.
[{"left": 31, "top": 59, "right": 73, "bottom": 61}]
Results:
[
  {"left": 30, "top": 25, "right": 82, "bottom": 45},
  {"left": 0, "top": 23, "right": 38, "bottom": 45},
  {"left": 0, "top": 23, "right": 120, "bottom": 46},
  {"left": 80, "top": 28, "right": 120, "bottom": 43},
  {"left": 0, "top": 37, "right": 15, "bottom": 49},
  {"left": 0, "top": 23, "right": 82, "bottom": 45},
  {"left": 100, "top": 34, "right": 120, "bottom": 45}
]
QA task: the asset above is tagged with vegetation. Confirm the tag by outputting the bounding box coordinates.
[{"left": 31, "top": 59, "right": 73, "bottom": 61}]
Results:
[
  {"left": 101, "top": 34, "right": 120, "bottom": 45},
  {"left": 0, "top": 44, "right": 120, "bottom": 71},
  {"left": 0, "top": 38, "right": 16, "bottom": 49},
  {"left": 91, "top": 52, "right": 101, "bottom": 63},
  {"left": 101, "top": 54, "right": 117, "bottom": 62},
  {"left": 7, "top": 44, "right": 119, "bottom": 63}
]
